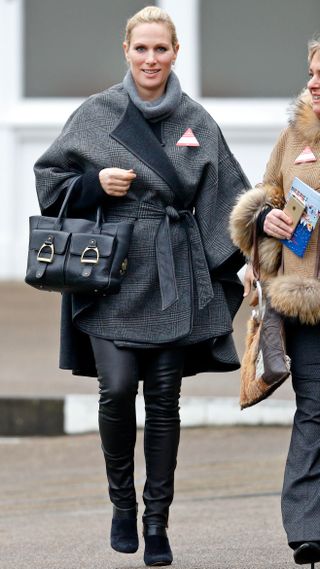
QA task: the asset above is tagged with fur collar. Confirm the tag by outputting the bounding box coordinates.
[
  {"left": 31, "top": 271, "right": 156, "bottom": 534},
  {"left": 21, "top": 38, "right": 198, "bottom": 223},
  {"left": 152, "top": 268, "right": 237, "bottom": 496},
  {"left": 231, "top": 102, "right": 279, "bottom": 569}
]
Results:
[
  {"left": 290, "top": 88, "right": 320, "bottom": 143},
  {"left": 267, "top": 275, "right": 320, "bottom": 325}
]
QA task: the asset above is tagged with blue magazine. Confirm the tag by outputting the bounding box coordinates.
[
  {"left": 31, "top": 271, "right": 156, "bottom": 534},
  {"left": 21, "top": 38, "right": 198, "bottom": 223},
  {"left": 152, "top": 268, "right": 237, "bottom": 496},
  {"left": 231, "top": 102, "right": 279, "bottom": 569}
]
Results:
[{"left": 281, "top": 177, "right": 320, "bottom": 257}]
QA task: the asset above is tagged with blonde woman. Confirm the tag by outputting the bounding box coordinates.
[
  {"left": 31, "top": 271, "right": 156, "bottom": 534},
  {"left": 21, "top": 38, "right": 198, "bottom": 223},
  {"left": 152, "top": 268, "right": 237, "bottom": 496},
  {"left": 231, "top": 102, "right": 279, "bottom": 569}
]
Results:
[{"left": 34, "top": 6, "right": 249, "bottom": 566}]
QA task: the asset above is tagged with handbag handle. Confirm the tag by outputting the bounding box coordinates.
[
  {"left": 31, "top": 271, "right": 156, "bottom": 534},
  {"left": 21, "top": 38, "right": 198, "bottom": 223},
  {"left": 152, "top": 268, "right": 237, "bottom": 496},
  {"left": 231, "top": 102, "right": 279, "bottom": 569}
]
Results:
[
  {"left": 53, "top": 175, "right": 103, "bottom": 232},
  {"left": 55, "top": 176, "right": 82, "bottom": 220},
  {"left": 251, "top": 221, "right": 265, "bottom": 321},
  {"left": 252, "top": 223, "right": 260, "bottom": 281}
]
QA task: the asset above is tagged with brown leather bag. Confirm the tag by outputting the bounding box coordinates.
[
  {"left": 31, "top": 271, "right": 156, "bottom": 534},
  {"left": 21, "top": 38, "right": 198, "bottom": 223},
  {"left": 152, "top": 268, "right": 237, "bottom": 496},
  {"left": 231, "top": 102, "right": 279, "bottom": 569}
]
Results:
[{"left": 240, "top": 227, "right": 291, "bottom": 409}]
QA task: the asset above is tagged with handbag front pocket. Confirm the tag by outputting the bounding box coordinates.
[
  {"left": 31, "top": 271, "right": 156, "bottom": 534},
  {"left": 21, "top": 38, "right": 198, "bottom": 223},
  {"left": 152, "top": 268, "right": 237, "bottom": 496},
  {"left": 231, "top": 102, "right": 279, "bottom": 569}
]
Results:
[
  {"left": 26, "top": 229, "right": 70, "bottom": 291},
  {"left": 66, "top": 233, "right": 116, "bottom": 293}
]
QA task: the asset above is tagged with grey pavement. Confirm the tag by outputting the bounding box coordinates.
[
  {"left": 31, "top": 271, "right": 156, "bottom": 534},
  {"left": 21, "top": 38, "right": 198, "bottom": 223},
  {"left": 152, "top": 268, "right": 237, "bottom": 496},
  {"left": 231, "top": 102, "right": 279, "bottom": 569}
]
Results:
[{"left": 0, "top": 426, "right": 297, "bottom": 569}]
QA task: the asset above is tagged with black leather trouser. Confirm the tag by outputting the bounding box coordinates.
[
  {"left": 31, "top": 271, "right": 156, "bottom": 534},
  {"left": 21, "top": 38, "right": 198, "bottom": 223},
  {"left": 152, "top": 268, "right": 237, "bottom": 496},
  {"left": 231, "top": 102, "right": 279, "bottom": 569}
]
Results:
[
  {"left": 90, "top": 336, "right": 185, "bottom": 527},
  {"left": 282, "top": 320, "right": 320, "bottom": 545}
]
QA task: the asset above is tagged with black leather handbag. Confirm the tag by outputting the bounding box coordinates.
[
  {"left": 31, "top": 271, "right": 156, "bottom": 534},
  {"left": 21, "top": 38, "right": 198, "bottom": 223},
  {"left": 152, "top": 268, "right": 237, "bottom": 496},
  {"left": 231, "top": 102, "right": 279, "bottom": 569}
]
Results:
[{"left": 25, "top": 177, "right": 134, "bottom": 295}]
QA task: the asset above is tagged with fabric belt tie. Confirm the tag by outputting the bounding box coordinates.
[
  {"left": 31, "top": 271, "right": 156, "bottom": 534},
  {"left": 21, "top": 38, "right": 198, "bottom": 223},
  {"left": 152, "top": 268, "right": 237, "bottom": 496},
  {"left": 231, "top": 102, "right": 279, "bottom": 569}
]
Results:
[
  {"left": 106, "top": 202, "right": 214, "bottom": 311},
  {"left": 156, "top": 205, "right": 214, "bottom": 310}
]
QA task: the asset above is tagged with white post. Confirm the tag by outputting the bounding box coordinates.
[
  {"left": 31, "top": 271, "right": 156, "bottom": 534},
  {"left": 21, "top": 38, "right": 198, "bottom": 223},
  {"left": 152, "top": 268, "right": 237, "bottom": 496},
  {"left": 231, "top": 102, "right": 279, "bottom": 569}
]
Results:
[
  {"left": 0, "top": 0, "right": 23, "bottom": 278},
  {"left": 157, "top": 0, "right": 200, "bottom": 99}
]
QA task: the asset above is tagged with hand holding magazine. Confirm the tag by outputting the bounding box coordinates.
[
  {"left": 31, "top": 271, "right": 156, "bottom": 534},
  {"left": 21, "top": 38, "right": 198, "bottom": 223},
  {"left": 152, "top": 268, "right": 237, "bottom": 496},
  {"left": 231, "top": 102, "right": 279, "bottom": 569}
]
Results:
[{"left": 281, "top": 177, "right": 320, "bottom": 257}]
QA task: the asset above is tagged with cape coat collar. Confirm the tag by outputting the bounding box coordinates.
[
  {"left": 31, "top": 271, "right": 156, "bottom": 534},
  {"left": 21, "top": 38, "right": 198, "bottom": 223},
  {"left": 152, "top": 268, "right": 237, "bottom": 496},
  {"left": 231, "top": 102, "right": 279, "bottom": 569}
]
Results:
[
  {"left": 110, "top": 99, "right": 183, "bottom": 200},
  {"left": 290, "top": 88, "right": 320, "bottom": 143}
]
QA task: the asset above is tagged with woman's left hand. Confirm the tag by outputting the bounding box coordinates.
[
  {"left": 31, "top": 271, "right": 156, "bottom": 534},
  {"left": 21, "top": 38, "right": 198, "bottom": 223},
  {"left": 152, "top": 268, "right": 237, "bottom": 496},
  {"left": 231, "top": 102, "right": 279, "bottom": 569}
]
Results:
[{"left": 263, "top": 208, "right": 293, "bottom": 239}]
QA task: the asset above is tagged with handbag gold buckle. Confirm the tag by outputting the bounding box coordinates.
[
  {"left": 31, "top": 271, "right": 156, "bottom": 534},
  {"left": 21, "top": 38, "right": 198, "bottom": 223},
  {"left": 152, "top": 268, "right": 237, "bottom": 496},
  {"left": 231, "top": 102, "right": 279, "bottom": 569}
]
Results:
[
  {"left": 37, "top": 241, "right": 55, "bottom": 263},
  {"left": 80, "top": 246, "right": 100, "bottom": 264}
]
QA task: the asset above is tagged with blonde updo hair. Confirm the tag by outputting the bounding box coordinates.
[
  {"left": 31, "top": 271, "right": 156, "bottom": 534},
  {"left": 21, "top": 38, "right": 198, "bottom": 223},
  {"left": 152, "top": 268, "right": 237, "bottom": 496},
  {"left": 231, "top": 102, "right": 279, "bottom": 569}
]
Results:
[
  {"left": 308, "top": 37, "right": 320, "bottom": 64},
  {"left": 125, "top": 5, "right": 178, "bottom": 48}
]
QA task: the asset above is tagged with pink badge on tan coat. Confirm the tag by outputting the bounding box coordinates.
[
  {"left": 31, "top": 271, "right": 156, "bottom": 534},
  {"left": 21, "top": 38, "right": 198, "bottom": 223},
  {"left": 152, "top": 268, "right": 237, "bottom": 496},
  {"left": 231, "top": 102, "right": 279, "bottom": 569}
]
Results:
[{"left": 294, "top": 145, "right": 317, "bottom": 164}]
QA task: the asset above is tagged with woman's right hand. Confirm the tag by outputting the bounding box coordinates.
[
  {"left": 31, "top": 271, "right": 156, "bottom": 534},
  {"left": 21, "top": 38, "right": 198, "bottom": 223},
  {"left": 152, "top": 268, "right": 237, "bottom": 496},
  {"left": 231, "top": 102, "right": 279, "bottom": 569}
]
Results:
[
  {"left": 99, "top": 167, "right": 136, "bottom": 197},
  {"left": 263, "top": 208, "right": 293, "bottom": 240}
]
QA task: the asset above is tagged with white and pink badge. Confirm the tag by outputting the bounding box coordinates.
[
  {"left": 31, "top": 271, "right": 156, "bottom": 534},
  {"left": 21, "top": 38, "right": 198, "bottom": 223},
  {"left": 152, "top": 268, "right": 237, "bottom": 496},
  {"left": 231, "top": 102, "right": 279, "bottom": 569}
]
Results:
[
  {"left": 176, "top": 128, "right": 200, "bottom": 147},
  {"left": 294, "top": 146, "right": 317, "bottom": 164}
]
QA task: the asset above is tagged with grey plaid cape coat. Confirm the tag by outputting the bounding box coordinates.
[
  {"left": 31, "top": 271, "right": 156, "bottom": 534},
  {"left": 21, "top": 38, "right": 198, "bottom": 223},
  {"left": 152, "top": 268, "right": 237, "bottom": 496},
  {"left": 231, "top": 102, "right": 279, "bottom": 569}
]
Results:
[{"left": 34, "top": 82, "right": 249, "bottom": 378}]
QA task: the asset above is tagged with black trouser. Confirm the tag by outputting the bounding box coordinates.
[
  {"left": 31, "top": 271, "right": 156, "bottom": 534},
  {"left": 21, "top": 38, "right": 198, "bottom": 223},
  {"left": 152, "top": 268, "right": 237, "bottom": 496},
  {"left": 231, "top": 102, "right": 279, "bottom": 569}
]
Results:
[
  {"left": 90, "top": 336, "right": 185, "bottom": 527},
  {"left": 282, "top": 320, "right": 320, "bottom": 545}
]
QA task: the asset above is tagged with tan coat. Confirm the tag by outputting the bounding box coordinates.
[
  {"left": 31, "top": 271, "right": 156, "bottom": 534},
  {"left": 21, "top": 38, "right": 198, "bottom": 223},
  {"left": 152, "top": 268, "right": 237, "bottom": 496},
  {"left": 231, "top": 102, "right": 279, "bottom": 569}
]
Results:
[{"left": 230, "top": 89, "right": 320, "bottom": 325}]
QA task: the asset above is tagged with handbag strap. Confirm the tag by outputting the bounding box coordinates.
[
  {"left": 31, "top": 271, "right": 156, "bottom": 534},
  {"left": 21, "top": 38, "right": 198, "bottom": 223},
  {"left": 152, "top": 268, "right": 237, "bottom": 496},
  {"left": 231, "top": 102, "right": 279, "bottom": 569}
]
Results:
[
  {"left": 55, "top": 176, "right": 82, "bottom": 222},
  {"left": 53, "top": 175, "right": 102, "bottom": 232},
  {"left": 252, "top": 223, "right": 260, "bottom": 282}
]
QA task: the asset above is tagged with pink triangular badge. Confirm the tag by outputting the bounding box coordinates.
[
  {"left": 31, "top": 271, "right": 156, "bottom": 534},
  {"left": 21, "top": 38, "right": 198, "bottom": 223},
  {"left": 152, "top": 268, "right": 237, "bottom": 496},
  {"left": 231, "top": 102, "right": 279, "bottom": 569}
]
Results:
[
  {"left": 176, "top": 128, "right": 200, "bottom": 147},
  {"left": 294, "top": 145, "right": 317, "bottom": 164}
]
